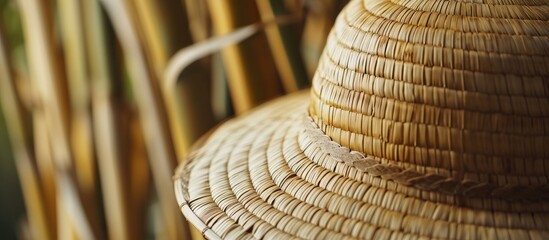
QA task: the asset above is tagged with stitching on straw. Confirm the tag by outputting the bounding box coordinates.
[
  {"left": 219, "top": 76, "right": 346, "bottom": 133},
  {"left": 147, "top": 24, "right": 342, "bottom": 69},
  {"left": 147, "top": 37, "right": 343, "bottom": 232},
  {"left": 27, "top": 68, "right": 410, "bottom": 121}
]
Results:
[{"left": 302, "top": 116, "right": 549, "bottom": 201}]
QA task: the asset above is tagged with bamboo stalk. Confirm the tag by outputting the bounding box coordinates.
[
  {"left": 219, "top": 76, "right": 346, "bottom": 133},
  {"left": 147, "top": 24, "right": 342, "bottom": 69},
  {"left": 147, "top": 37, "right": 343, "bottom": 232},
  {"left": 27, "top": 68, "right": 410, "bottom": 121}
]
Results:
[
  {"left": 211, "top": 52, "right": 232, "bottom": 121},
  {"left": 32, "top": 110, "right": 57, "bottom": 237},
  {"left": 182, "top": 0, "right": 210, "bottom": 42},
  {"left": 92, "top": 90, "right": 132, "bottom": 240},
  {"left": 131, "top": 0, "right": 215, "bottom": 160},
  {"left": 58, "top": 0, "right": 96, "bottom": 195},
  {"left": 14, "top": 150, "right": 51, "bottom": 240},
  {"left": 206, "top": 0, "right": 282, "bottom": 114},
  {"left": 57, "top": 170, "right": 95, "bottom": 240},
  {"left": 99, "top": 0, "right": 189, "bottom": 239},
  {"left": 57, "top": 199, "right": 75, "bottom": 240},
  {"left": 256, "top": 0, "right": 309, "bottom": 92},
  {"left": 131, "top": 0, "right": 168, "bottom": 75},
  {"left": 0, "top": 22, "right": 52, "bottom": 240},
  {"left": 57, "top": 0, "right": 103, "bottom": 237},
  {"left": 126, "top": 108, "right": 151, "bottom": 237},
  {"left": 84, "top": 0, "right": 148, "bottom": 239},
  {"left": 131, "top": 0, "right": 190, "bottom": 78},
  {"left": 0, "top": 23, "right": 30, "bottom": 153},
  {"left": 17, "top": 0, "right": 95, "bottom": 238},
  {"left": 17, "top": 0, "right": 71, "bottom": 169}
]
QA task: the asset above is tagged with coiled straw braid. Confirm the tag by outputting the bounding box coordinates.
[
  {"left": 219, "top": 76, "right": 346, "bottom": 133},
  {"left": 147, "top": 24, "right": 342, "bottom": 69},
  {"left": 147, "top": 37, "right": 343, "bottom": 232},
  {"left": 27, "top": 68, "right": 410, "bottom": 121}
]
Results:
[
  {"left": 302, "top": 116, "right": 549, "bottom": 201},
  {"left": 309, "top": 0, "right": 549, "bottom": 189}
]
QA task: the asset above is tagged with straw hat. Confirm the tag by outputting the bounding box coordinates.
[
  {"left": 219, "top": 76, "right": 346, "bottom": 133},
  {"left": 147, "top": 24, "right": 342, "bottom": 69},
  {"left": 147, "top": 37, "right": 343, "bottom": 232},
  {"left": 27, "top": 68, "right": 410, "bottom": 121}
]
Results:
[{"left": 174, "top": 0, "right": 549, "bottom": 238}]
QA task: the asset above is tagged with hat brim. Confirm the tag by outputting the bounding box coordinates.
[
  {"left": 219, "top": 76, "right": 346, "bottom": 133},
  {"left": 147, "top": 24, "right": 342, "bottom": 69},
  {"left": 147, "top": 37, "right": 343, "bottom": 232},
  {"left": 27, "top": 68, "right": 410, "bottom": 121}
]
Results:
[{"left": 174, "top": 90, "right": 549, "bottom": 239}]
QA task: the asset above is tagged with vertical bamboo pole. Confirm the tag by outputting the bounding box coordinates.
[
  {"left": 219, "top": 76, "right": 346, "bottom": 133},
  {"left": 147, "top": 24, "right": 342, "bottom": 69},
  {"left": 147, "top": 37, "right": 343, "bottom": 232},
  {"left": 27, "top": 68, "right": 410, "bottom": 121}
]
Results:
[
  {"left": 182, "top": 0, "right": 210, "bottom": 42},
  {"left": 58, "top": 0, "right": 96, "bottom": 198},
  {"left": 131, "top": 0, "right": 215, "bottom": 160},
  {"left": 99, "top": 0, "right": 189, "bottom": 239},
  {"left": 57, "top": 1, "right": 103, "bottom": 237},
  {"left": 0, "top": 23, "right": 52, "bottom": 240},
  {"left": 207, "top": 0, "right": 282, "bottom": 114},
  {"left": 14, "top": 151, "right": 51, "bottom": 240},
  {"left": 256, "top": 0, "right": 309, "bottom": 92},
  {"left": 84, "top": 1, "right": 134, "bottom": 239},
  {"left": 32, "top": 111, "right": 57, "bottom": 236},
  {"left": 17, "top": 0, "right": 94, "bottom": 238},
  {"left": 17, "top": 0, "right": 71, "bottom": 169}
]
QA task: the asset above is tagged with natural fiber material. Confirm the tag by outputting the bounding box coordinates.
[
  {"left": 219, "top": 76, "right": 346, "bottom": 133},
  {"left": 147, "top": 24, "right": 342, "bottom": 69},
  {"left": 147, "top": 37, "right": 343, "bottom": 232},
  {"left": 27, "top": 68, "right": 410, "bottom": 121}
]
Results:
[
  {"left": 302, "top": 118, "right": 549, "bottom": 201},
  {"left": 176, "top": 92, "right": 549, "bottom": 239},
  {"left": 175, "top": 0, "right": 549, "bottom": 239},
  {"left": 310, "top": 0, "right": 549, "bottom": 188}
]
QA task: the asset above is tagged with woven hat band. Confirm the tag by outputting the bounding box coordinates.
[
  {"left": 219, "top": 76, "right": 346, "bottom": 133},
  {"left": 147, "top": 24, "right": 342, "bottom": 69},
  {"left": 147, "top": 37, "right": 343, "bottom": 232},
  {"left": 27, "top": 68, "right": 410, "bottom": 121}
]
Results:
[
  {"left": 301, "top": 116, "right": 549, "bottom": 201},
  {"left": 308, "top": 0, "right": 549, "bottom": 184}
]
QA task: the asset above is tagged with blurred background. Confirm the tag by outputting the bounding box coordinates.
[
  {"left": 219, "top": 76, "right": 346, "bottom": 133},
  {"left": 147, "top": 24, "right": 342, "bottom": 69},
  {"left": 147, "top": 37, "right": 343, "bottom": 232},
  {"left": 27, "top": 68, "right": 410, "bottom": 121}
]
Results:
[{"left": 0, "top": 0, "right": 347, "bottom": 239}]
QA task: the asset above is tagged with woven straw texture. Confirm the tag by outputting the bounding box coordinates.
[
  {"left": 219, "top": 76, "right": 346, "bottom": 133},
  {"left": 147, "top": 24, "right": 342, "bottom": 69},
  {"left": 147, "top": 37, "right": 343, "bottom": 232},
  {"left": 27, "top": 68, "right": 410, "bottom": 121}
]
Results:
[
  {"left": 310, "top": 0, "right": 549, "bottom": 192},
  {"left": 175, "top": 0, "right": 549, "bottom": 239}
]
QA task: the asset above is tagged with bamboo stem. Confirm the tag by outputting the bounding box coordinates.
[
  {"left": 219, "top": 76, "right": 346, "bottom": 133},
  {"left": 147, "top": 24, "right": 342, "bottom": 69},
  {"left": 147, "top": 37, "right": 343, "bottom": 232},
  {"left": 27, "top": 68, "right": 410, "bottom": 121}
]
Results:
[
  {"left": 17, "top": 0, "right": 71, "bottom": 169},
  {"left": 131, "top": 0, "right": 215, "bottom": 161},
  {"left": 14, "top": 150, "right": 52, "bottom": 240},
  {"left": 17, "top": 0, "right": 95, "bottom": 238},
  {"left": 99, "top": 0, "right": 189, "bottom": 239},
  {"left": 32, "top": 111, "right": 57, "bottom": 237},
  {"left": 182, "top": 0, "right": 210, "bottom": 42},
  {"left": 57, "top": 170, "right": 94, "bottom": 240},
  {"left": 0, "top": 21, "right": 53, "bottom": 240},
  {"left": 57, "top": 0, "right": 103, "bottom": 237},
  {"left": 58, "top": 0, "right": 97, "bottom": 195},
  {"left": 207, "top": 0, "right": 282, "bottom": 114},
  {"left": 256, "top": 0, "right": 309, "bottom": 92},
  {"left": 84, "top": 1, "right": 151, "bottom": 239}
]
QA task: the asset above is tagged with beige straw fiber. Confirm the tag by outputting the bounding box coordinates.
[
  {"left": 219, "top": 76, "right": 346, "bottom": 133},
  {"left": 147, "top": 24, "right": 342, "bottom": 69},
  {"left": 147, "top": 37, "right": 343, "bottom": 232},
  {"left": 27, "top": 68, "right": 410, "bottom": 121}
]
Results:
[{"left": 175, "top": 0, "right": 549, "bottom": 239}]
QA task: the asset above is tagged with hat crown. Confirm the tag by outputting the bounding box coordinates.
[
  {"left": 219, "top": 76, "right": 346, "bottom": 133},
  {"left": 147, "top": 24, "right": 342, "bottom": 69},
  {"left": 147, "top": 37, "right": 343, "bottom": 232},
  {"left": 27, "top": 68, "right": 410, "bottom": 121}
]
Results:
[{"left": 309, "top": 0, "right": 549, "bottom": 185}]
